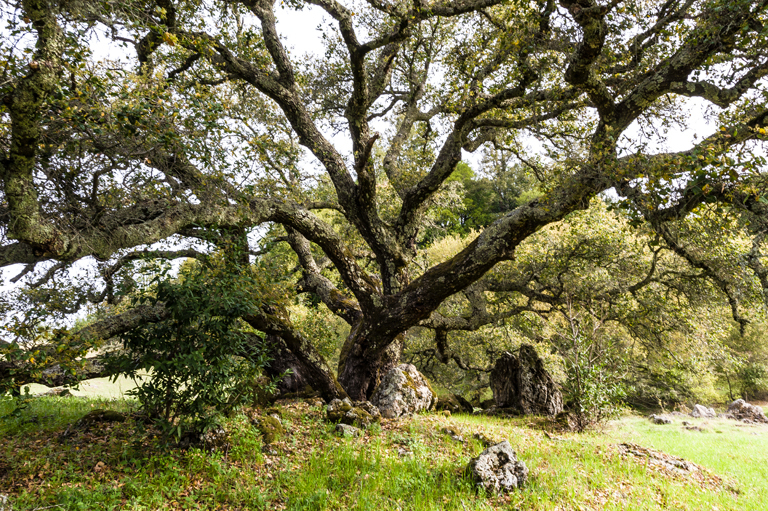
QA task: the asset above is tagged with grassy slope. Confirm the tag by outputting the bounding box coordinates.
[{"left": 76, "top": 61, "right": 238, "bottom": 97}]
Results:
[
  {"left": 601, "top": 416, "right": 768, "bottom": 505},
  {"left": 0, "top": 396, "right": 766, "bottom": 511}
]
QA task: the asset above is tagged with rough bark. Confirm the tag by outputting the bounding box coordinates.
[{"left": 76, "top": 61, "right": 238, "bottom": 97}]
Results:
[
  {"left": 337, "top": 323, "right": 404, "bottom": 401},
  {"left": 262, "top": 334, "right": 316, "bottom": 396},
  {"left": 243, "top": 312, "right": 348, "bottom": 401}
]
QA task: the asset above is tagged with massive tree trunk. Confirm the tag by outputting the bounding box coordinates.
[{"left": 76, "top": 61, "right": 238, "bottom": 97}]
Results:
[{"left": 337, "top": 322, "right": 404, "bottom": 400}]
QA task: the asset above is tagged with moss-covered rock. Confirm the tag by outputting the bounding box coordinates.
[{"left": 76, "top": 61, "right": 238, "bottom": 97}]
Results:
[
  {"left": 480, "top": 398, "right": 496, "bottom": 410},
  {"left": 254, "top": 415, "right": 285, "bottom": 444},
  {"left": 436, "top": 393, "right": 474, "bottom": 414},
  {"left": 77, "top": 409, "right": 127, "bottom": 425},
  {"left": 369, "top": 364, "right": 437, "bottom": 418},
  {"left": 326, "top": 398, "right": 381, "bottom": 428}
]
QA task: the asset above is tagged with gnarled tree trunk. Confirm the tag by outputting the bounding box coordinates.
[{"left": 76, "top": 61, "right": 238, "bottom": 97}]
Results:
[{"left": 337, "top": 322, "right": 404, "bottom": 401}]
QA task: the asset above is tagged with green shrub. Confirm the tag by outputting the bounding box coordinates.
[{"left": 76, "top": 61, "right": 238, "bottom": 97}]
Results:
[
  {"left": 562, "top": 339, "right": 628, "bottom": 432},
  {"left": 116, "top": 255, "right": 277, "bottom": 440}
]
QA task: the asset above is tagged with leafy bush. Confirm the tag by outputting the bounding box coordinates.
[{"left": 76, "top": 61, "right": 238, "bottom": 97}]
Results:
[
  {"left": 563, "top": 360, "right": 627, "bottom": 432},
  {"left": 117, "top": 255, "right": 278, "bottom": 439},
  {"left": 738, "top": 362, "right": 768, "bottom": 401},
  {"left": 559, "top": 334, "right": 628, "bottom": 432}
]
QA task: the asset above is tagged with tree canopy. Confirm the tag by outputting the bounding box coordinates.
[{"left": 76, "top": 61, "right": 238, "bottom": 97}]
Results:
[{"left": 1, "top": 0, "right": 768, "bottom": 402}]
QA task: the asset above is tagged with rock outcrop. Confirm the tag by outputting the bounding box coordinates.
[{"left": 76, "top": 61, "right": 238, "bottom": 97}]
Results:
[
  {"left": 370, "top": 364, "right": 437, "bottom": 418},
  {"left": 690, "top": 404, "right": 716, "bottom": 418},
  {"left": 326, "top": 398, "right": 381, "bottom": 427},
  {"left": 726, "top": 399, "right": 768, "bottom": 424},
  {"left": 489, "top": 345, "right": 563, "bottom": 416},
  {"left": 465, "top": 441, "right": 528, "bottom": 493}
]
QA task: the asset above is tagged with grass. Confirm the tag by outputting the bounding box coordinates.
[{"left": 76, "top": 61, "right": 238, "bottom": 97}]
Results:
[
  {"left": 1, "top": 394, "right": 766, "bottom": 510},
  {"left": 23, "top": 374, "right": 149, "bottom": 399},
  {"left": 600, "top": 415, "right": 768, "bottom": 505}
]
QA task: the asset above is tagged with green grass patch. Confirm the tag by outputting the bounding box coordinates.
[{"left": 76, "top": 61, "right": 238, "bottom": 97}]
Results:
[
  {"left": 1, "top": 395, "right": 766, "bottom": 510},
  {"left": 22, "top": 373, "right": 149, "bottom": 399}
]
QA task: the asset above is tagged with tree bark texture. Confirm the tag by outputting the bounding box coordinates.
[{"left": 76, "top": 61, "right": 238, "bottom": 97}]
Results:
[{"left": 337, "top": 323, "right": 404, "bottom": 401}]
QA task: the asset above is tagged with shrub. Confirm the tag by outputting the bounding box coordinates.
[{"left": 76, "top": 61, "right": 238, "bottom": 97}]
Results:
[
  {"left": 116, "top": 254, "right": 278, "bottom": 440},
  {"left": 563, "top": 360, "right": 627, "bottom": 432}
]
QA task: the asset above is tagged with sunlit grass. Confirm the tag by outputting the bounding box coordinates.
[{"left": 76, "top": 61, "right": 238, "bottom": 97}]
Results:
[{"left": 1, "top": 394, "right": 766, "bottom": 510}]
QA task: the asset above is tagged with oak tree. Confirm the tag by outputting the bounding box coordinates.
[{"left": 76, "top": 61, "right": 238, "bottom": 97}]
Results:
[{"left": 2, "top": 0, "right": 768, "bottom": 401}]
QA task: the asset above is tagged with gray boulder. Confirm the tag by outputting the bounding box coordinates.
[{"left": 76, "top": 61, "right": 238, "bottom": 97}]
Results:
[
  {"left": 690, "top": 404, "right": 716, "bottom": 419},
  {"left": 727, "top": 399, "right": 768, "bottom": 424},
  {"left": 649, "top": 414, "right": 672, "bottom": 425},
  {"left": 335, "top": 423, "right": 361, "bottom": 437},
  {"left": 370, "top": 364, "right": 437, "bottom": 418},
  {"left": 465, "top": 441, "right": 528, "bottom": 493},
  {"left": 489, "top": 345, "right": 563, "bottom": 416}
]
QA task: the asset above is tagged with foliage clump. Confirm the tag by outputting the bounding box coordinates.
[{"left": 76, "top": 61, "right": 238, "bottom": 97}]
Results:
[{"left": 115, "top": 254, "right": 278, "bottom": 439}]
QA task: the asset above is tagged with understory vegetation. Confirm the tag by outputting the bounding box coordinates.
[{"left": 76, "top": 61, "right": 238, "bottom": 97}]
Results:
[{"left": 1, "top": 394, "right": 766, "bottom": 511}]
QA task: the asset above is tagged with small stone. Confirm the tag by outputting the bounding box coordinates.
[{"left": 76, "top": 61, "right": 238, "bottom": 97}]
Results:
[
  {"left": 397, "top": 447, "right": 414, "bottom": 457},
  {"left": 335, "top": 423, "right": 361, "bottom": 437},
  {"left": 465, "top": 441, "right": 528, "bottom": 493},
  {"left": 440, "top": 426, "right": 464, "bottom": 443},
  {"left": 262, "top": 444, "right": 279, "bottom": 455},
  {"left": 648, "top": 414, "right": 672, "bottom": 425}
]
